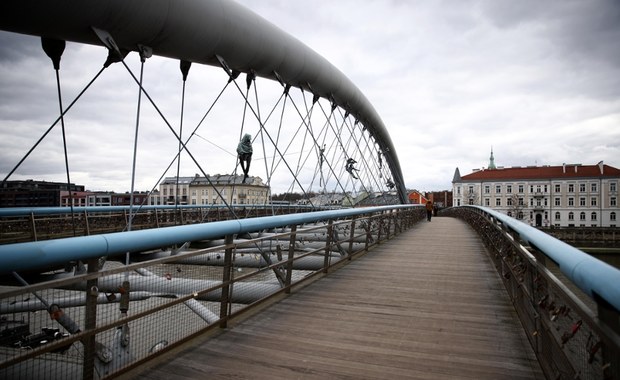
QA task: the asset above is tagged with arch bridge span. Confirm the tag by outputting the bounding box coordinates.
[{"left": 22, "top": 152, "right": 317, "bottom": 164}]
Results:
[{"left": 0, "top": 0, "right": 407, "bottom": 204}]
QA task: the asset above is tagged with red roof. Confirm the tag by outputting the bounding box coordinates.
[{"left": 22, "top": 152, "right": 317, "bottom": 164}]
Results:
[{"left": 460, "top": 164, "right": 620, "bottom": 182}]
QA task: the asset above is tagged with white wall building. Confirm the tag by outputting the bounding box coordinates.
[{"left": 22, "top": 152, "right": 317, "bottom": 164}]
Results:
[
  {"left": 158, "top": 174, "right": 270, "bottom": 206},
  {"left": 453, "top": 156, "right": 619, "bottom": 227}
]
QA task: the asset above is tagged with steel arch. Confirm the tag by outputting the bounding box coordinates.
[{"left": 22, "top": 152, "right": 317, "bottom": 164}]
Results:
[{"left": 0, "top": 0, "right": 407, "bottom": 202}]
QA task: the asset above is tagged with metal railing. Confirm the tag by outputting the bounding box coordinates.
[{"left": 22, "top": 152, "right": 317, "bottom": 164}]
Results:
[
  {"left": 446, "top": 206, "right": 620, "bottom": 380},
  {"left": 0, "top": 205, "right": 424, "bottom": 379},
  {"left": 0, "top": 204, "right": 321, "bottom": 244}
]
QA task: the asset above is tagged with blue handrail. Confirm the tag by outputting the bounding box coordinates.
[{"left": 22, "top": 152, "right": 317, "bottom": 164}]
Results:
[
  {"left": 468, "top": 206, "right": 620, "bottom": 312},
  {"left": 0, "top": 204, "right": 315, "bottom": 217},
  {"left": 0, "top": 205, "right": 418, "bottom": 274}
]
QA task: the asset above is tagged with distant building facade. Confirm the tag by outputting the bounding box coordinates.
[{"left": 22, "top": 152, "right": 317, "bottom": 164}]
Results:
[
  {"left": 158, "top": 174, "right": 270, "bottom": 205},
  {"left": 453, "top": 160, "right": 620, "bottom": 227},
  {"left": 408, "top": 190, "right": 429, "bottom": 205},
  {"left": 1, "top": 180, "right": 84, "bottom": 207}
]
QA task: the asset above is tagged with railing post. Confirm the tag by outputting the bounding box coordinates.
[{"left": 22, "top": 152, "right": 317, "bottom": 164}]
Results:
[
  {"left": 84, "top": 209, "right": 91, "bottom": 235},
  {"left": 598, "top": 301, "right": 620, "bottom": 379},
  {"left": 323, "top": 220, "right": 333, "bottom": 273},
  {"left": 29, "top": 211, "right": 38, "bottom": 241},
  {"left": 219, "top": 234, "right": 234, "bottom": 328},
  {"left": 82, "top": 258, "right": 99, "bottom": 380},
  {"left": 377, "top": 212, "right": 383, "bottom": 243},
  {"left": 285, "top": 225, "right": 297, "bottom": 294},
  {"left": 364, "top": 218, "right": 371, "bottom": 252},
  {"left": 348, "top": 217, "right": 356, "bottom": 260},
  {"left": 386, "top": 210, "right": 392, "bottom": 239}
]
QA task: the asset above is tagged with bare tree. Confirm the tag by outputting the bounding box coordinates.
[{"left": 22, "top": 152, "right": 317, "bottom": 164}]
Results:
[{"left": 507, "top": 194, "right": 529, "bottom": 223}]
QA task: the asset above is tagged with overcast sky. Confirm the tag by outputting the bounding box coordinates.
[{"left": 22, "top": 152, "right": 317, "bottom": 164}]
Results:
[{"left": 1, "top": 0, "right": 619, "bottom": 194}]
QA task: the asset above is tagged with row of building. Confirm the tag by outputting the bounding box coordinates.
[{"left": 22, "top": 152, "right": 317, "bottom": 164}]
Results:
[
  {"left": 0, "top": 175, "right": 271, "bottom": 208},
  {"left": 452, "top": 152, "right": 619, "bottom": 227},
  {"left": 3, "top": 155, "right": 619, "bottom": 228}
]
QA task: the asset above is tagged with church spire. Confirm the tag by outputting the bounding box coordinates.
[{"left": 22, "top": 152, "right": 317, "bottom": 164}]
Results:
[{"left": 488, "top": 147, "right": 496, "bottom": 169}]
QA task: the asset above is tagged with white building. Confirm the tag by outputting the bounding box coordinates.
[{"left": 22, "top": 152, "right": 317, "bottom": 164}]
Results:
[
  {"left": 158, "top": 174, "right": 270, "bottom": 205},
  {"left": 453, "top": 155, "right": 619, "bottom": 227}
]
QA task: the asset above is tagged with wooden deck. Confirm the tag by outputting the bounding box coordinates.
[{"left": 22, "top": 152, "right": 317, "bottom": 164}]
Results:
[{"left": 132, "top": 216, "right": 544, "bottom": 379}]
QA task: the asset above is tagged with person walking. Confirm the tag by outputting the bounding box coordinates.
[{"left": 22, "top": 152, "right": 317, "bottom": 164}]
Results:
[{"left": 425, "top": 200, "right": 433, "bottom": 222}]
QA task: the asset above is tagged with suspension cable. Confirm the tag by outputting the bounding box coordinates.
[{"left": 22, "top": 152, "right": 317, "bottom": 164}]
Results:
[
  {"left": 174, "top": 60, "right": 191, "bottom": 224},
  {"left": 119, "top": 78, "right": 235, "bottom": 229},
  {"left": 119, "top": 59, "right": 238, "bottom": 219},
  {"left": 41, "top": 37, "right": 77, "bottom": 237},
  {"left": 1, "top": 67, "right": 106, "bottom": 184}
]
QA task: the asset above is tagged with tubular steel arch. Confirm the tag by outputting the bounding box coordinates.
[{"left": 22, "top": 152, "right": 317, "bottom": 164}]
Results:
[{"left": 0, "top": 0, "right": 407, "bottom": 203}]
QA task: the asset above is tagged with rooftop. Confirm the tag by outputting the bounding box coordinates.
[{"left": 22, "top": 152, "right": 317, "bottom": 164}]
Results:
[{"left": 457, "top": 162, "right": 620, "bottom": 182}]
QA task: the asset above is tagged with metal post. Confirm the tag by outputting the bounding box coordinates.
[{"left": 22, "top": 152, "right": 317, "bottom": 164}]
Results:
[
  {"left": 323, "top": 220, "right": 333, "bottom": 273},
  {"left": 348, "top": 218, "right": 356, "bottom": 260},
  {"left": 598, "top": 301, "right": 620, "bottom": 380},
  {"left": 285, "top": 225, "right": 296, "bottom": 294},
  {"left": 29, "top": 212, "right": 38, "bottom": 241},
  {"left": 364, "top": 218, "right": 370, "bottom": 252},
  {"left": 84, "top": 209, "right": 90, "bottom": 235},
  {"left": 219, "top": 234, "right": 234, "bottom": 328},
  {"left": 386, "top": 210, "right": 392, "bottom": 239},
  {"left": 83, "top": 258, "right": 99, "bottom": 380},
  {"left": 377, "top": 212, "right": 384, "bottom": 243}
]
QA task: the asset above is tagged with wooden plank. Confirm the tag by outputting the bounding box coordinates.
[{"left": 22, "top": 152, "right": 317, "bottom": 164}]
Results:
[{"left": 133, "top": 217, "right": 544, "bottom": 379}]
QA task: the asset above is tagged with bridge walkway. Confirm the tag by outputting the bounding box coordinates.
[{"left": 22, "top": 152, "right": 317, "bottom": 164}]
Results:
[{"left": 132, "top": 216, "right": 544, "bottom": 379}]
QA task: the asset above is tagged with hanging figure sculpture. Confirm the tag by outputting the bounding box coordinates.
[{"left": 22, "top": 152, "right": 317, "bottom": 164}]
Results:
[
  {"left": 345, "top": 158, "right": 359, "bottom": 180},
  {"left": 237, "top": 133, "right": 253, "bottom": 183}
]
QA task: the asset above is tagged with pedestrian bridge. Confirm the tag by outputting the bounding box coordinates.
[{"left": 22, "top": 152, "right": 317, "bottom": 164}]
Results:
[
  {"left": 0, "top": 2, "right": 619, "bottom": 379},
  {"left": 0, "top": 205, "right": 618, "bottom": 379}
]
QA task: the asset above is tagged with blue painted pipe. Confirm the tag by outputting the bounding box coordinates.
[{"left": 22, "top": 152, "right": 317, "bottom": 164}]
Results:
[
  {"left": 468, "top": 206, "right": 620, "bottom": 312},
  {"left": 0, "top": 204, "right": 316, "bottom": 217},
  {"left": 0, "top": 205, "right": 418, "bottom": 274}
]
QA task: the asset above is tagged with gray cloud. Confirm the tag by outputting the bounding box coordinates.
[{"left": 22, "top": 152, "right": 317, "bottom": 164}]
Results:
[{"left": 1, "top": 0, "right": 619, "bottom": 194}]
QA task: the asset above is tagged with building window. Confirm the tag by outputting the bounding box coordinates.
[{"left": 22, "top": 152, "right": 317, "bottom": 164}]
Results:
[
  {"left": 495, "top": 198, "right": 501, "bottom": 206},
  {"left": 554, "top": 184, "right": 561, "bottom": 193},
  {"left": 611, "top": 182, "right": 617, "bottom": 192},
  {"left": 457, "top": 186, "right": 461, "bottom": 195},
  {"left": 468, "top": 186, "right": 474, "bottom": 195},
  {"left": 484, "top": 185, "right": 490, "bottom": 194},
  {"left": 568, "top": 197, "right": 574, "bottom": 206},
  {"left": 568, "top": 212, "right": 574, "bottom": 221},
  {"left": 484, "top": 198, "right": 490, "bottom": 206},
  {"left": 495, "top": 185, "right": 501, "bottom": 193},
  {"left": 554, "top": 212, "right": 561, "bottom": 221},
  {"left": 591, "top": 183, "right": 598, "bottom": 192},
  {"left": 591, "top": 197, "right": 597, "bottom": 207},
  {"left": 518, "top": 198, "right": 524, "bottom": 206},
  {"left": 457, "top": 199, "right": 461, "bottom": 206},
  {"left": 580, "top": 197, "right": 586, "bottom": 207},
  {"left": 517, "top": 211, "right": 524, "bottom": 220},
  {"left": 555, "top": 197, "right": 561, "bottom": 206},
  {"left": 506, "top": 185, "right": 512, "bottom": 194},
  {"left": 568, "top": 184, "right": 574, "bottom": 193},
  {"left": 518, "top": 185, "right": 524, "bottom": 193},
  {"left": 591, "top": 212, "right": 597, "bottom": 221},
  {"left": 507, "top": 198, "right": 513, "bottom": 206},
  {"left": 611, "top": 212, "right": 617, "bottom": 221},
  {"left": 579, "top": 183, "right": 586, "bottom": 192},
  {"left": 507, "top": 211, "right": 513, "bottom": 217},
  {"left": 611, "top": 197, "right": 617, "bottom": 207},
  {"left": 580, "top": 212, "right": 586, "bottom": 221},
  {"left": 468, "top": 199, "right": 474, "bottom": 205}
]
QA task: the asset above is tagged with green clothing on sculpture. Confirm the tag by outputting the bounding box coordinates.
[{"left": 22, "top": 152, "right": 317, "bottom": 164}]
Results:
[{"left": 237, "top": 134, "right": 253, "bottom": 155}]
